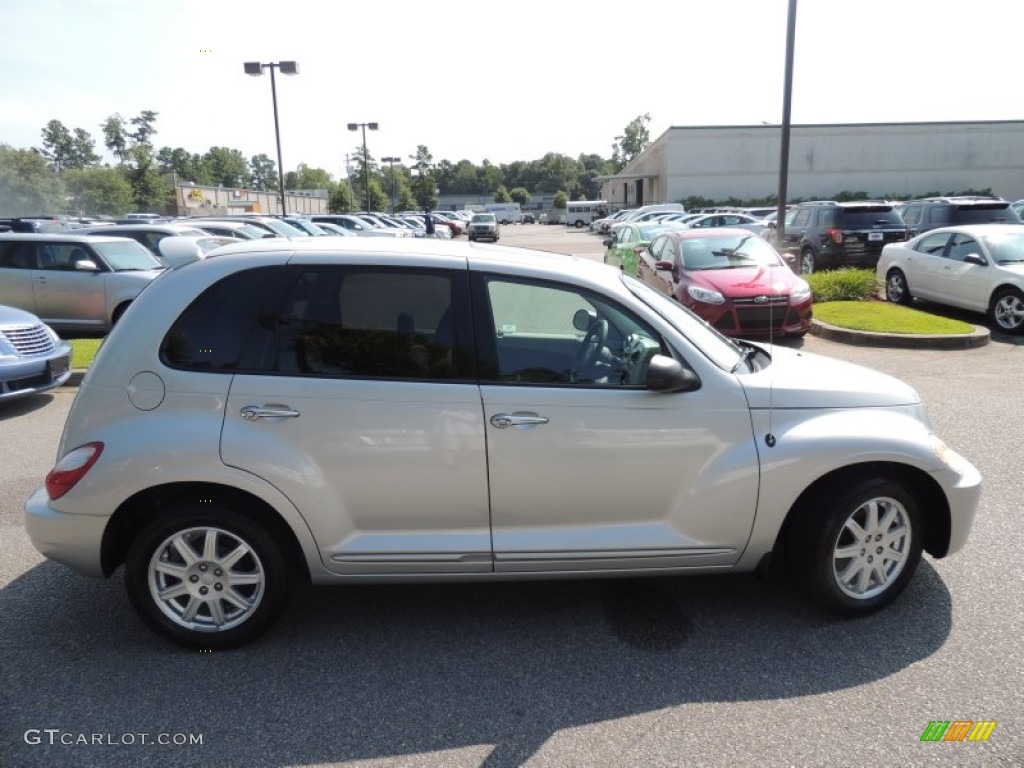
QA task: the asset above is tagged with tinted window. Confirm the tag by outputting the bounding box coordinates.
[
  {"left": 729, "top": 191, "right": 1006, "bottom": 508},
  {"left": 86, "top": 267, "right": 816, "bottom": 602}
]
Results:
[
  {"left": 161, "top": 266, "right": 292, "bottom": 371},
  {"left": 274, "top": 266, "right": 470, "bottom": 380},
  {"left": 839, "top": 208, "right": 903, "bottom": 228},
  {"left": 0, "top": 241, "right": 36, "bottom": 269},
  {"left": 949, "top": 205, "right": 1020, "bottom": 225},
  {"left": 914, "top": 232, "right": 951, "bottom": 256}
]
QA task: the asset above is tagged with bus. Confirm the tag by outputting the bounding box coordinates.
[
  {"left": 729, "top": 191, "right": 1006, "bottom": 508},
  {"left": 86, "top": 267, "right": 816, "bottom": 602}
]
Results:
[{"left": 565, "top": 200, "right": 609, "bottom": 228}]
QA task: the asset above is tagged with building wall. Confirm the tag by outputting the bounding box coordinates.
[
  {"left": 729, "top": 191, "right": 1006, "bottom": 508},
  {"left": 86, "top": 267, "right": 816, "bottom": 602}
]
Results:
[
  {"left": 173, "top": 185, "right": 328, "bottom": 216},
  {"left": 603, "top": 121, "right": 1024, "bottom": 206}
]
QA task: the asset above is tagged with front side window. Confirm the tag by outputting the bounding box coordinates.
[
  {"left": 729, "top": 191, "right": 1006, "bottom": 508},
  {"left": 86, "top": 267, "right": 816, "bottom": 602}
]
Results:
[
  {"left": 477, "top": 276, "right": 664, "bottom": 387},
  {"left": 946, "top": 234, "right": 981, "bottom": 262}
]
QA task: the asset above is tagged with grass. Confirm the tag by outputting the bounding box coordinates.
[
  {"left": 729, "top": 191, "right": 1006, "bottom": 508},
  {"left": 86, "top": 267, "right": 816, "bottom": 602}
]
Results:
[
  {"left": 68, "top": 338, "right": 102, "bottom": 368},
  {"left": 814, "top": 302, "right": 975, "bottom": 335}
]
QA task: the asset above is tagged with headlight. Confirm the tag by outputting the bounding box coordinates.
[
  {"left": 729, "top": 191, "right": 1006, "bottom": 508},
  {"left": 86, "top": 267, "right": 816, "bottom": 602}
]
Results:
[
  {"left": 687, "top": 285, "right": 725, "bottom": 304},
  {"left": 930, "top": 434, "right": 969, "bottom": 476},
  {"left": 791, "top": 280, "right": 812, "bottom": 300}
]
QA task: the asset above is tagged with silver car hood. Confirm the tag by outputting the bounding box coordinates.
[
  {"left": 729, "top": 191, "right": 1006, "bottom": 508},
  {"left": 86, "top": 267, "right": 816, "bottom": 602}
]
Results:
[{"left": 738, "top": 345, "right": 921, "bottom": 409}]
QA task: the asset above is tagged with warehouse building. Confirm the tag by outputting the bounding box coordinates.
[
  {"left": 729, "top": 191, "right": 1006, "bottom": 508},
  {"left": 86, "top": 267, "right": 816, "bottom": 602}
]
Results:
[{"left": 599, "top": 120, "right": 1024, "bottom": 207}]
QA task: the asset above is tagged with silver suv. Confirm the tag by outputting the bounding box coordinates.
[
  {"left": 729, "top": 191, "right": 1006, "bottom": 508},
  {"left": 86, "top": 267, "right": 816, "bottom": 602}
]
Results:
[
  {"left": 25, "top": 238, "right": 980, "bottom": 648},
  {"left": 467, "top": 213, "right": 499, "bottom": 242}
]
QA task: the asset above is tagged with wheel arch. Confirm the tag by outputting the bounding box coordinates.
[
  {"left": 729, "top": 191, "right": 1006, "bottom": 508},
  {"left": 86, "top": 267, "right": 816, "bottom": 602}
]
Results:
[
  {"left": 775, "top": 461, "right": 951, "bottom": 560},
  {"left": 987, "top": 282, "right": 1024, "bottom": 309},
  {"left": 101, "top": 481, "right": 312, "bottom": 582}
]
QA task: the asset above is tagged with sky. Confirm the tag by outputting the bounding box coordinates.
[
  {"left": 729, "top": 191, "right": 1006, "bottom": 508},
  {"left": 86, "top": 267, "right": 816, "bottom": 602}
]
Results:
[{"left": 0, "top": 0, "right": 1020, "bottom": 181}]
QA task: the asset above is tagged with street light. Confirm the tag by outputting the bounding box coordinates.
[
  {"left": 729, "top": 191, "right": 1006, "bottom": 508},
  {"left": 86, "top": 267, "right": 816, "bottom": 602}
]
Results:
[
  {"left": 347, "top": 122, "right": 378, "bottom": 212},
  {"left": 244, "top": 60, "right": 299, "bottom": 215},
  {"left": 381, "top": 156, "right": 400, "bottom": 214}
]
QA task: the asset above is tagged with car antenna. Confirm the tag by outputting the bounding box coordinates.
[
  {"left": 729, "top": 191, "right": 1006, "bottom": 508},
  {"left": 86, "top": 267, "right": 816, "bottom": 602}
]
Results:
[{"left": 764, "top": 236, "right": 777, "bottom": 448}]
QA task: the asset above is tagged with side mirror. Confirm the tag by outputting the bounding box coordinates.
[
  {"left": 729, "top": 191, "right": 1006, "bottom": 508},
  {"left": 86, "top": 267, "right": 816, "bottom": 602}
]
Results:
[
  {"left": 654, "top": 259, "right": 674, "bottom": 271},
  {"left": 646, "top": 354, "right": 701, "bottom": 393},
  {"left": 963, "top": 253, "right": 987, "bottom": 266},
  {"left": 74, "top": 259, "right": 99, "bottom": 272},
  {"left": 573, "top": 308, "right": 597, "bottom": 332}
]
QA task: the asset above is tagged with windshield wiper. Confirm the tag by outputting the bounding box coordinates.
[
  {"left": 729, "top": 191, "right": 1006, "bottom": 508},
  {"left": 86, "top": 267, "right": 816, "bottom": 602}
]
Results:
[{"left": 730, "top": 345, "right": 756, "bottom": 373}]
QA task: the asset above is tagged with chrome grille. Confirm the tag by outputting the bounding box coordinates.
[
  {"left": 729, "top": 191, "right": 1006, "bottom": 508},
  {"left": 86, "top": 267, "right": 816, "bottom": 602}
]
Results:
[{"left": 1, "top": 324, "right": 56, "bottom": 356}]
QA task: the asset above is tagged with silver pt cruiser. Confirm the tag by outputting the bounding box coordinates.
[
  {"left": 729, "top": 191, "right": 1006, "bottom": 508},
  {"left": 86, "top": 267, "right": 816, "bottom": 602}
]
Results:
[{"left": 25, "top": 238, "right": 981, "bottom": 648}]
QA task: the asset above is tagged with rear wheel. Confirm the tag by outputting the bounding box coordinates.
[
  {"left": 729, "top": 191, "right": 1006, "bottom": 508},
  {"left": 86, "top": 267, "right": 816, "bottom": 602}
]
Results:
[
  {"left": 800, "top": 249, "right": 817, "bottom": 275},
  {"left": 990, "top": 287, "right": 1024, "bottom": 334},
  {"left": 112, "top": 301, "right": 132, "bottom": 325},
  {"left": 885, "top": 269, "right": 913, "bottom": 305},
  {"left": 575, "top": 220, "right": 584, "bottom": 228},
  {"left": 125, "top": 505, "right": 291, "bottom": 649},
  {"left": 784, "top": 477, "right": 923, "bottom": 615}
]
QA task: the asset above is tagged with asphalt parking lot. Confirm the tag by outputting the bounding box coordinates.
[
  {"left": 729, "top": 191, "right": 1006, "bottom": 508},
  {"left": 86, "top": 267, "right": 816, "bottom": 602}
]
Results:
[{"left": 1, "top": 225, "right": 1021, "bottom": 768}]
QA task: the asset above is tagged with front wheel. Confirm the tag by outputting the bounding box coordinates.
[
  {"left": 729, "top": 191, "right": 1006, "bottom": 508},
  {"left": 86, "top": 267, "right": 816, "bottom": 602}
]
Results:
[
  {"left": 989, "top": 287, "right": 1024, "bottom": 334},
  {"left": 885, "top": 269, "right": 913, "bottom": 305},
  {"left": 125, "top": 505, "right": 291, "bottom": 648},
  {"left": 784, "top": 478, "right": 923, "bottom": 615}
]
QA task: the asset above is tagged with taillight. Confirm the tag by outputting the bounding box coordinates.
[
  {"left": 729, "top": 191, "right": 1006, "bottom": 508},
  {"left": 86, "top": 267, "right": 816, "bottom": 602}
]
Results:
[
  {"left": 827, "top": 228, "right": 844, "bottom": 244},
  {"left": 45, "top": 442, "right": 104, "bottom": 500}
]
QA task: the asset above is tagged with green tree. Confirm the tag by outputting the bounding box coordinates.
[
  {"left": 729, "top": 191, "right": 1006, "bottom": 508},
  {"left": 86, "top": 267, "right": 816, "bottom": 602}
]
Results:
[
  {"left": 410, "top": 145, "right": 438, "bottom": 210},
  {"left": 249, "top": 153, "right": 277, "bottom": 191},
  {"left": 122, "top": 144, "right": 170, "bottom": 211},
  {"left": 328, "top": 183, "right": 352, "bottom": 213},
  {"left": 553, "top": 191, "right": 567, "bottom": 209},
  {"left": 129, "top": 110, "right": 159, "bottom": 148},
  {"left": 508, "top": 186, "right": 532, "bottom": 205},
  {"left": 493, "top": 184, "right": 512, "bottom": 203},
  {"left": 37, "top": 119, "right": 73, "bottom": 172},
  {"left": 398, "top": 186, "right": 418, "bottom": 212},
  {"left": 613, "top": 113, "right": 652, "bottom": 169},
  {"left": 201, "top": 146, "right": 250, "bottom": 188},
  {"left": 157, "top": 147, "right": 207, "bottom": 184},
  {"left": 0, "top": 144, "right": 64, "bottom": 214},
  {"left": 479, "top": 160, "right": 503, "bottom": 194},
  {"left": 64, "top": 166, "right": 134, "bottom": 215},
  {"left": 68, "top": 128, "right": 101, "bottom": 169},
  {"left": 449, "top": 160, "right": 480, "bottom": 195},
  {"left": 286, "top": 163, "right": 334, "bottom": 191},
  {"left": 366, "top": 175, "right": 388, "bottom": 211},
  {"left": 101, "top": 114, "right": 129, "bottom": 164}
]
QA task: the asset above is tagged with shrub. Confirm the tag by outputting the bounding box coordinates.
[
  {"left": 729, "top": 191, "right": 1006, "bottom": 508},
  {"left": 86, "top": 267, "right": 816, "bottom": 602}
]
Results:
[{"left": 806, "top": 268, "right": 879, "bottom": 303}]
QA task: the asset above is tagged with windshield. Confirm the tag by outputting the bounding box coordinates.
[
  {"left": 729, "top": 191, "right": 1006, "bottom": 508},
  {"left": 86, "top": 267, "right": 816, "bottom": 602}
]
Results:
[
  {"left": 983, "top": 232, "right": 1024, "bottom": 264},
  {"left": 472, "top": 214, "right": 496, "bottom": 224},
  {"left": 623, "top": 274, "right": 744, "bottom": 371},
  {"left": 682, "top": 234, "right": 785, "bottom": 269},
  {"left": 92, "top": 239, "right": 164, "bottom": 271}
]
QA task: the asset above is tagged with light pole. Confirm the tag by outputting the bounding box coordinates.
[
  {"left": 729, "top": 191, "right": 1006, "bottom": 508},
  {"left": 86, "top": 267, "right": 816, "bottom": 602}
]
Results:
[
  {"left": 381, "top": 156, "right": 400, "bottom": 214},
  {"left": 244, "top": 60, "right": 299, "bottom": 215},
  {"left": 347, "top": 122, "right": 378, "bottom": 212}
]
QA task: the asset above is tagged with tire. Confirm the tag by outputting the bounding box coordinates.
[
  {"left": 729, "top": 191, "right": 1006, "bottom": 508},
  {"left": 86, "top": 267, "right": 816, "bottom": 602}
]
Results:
[
  {"left": 800, "top": 249, "right": 817, "bottom": 275},
  {"left": 885, "top": 269, "right": 913, "bottom": 305},
  {"left": 124, "top": 504, "right": 291, "bottom": 649},
  {"left": 784, "top": 477, "right": 923, "bottom": 616},
  {"left": 575, "top": 220, "right": 584, "bottom": 229},
  {"left": 989, "top": 287, "right": 1024, "bottom": 334},
  {"left": 112, "top": 301, "right": 132, "bottom": 326}
]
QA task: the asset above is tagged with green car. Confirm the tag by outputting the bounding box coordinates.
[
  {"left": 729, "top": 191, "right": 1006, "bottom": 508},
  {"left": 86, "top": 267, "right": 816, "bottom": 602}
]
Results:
[{"left": 603, "top": 222, "right": 685, "bottom": 276}]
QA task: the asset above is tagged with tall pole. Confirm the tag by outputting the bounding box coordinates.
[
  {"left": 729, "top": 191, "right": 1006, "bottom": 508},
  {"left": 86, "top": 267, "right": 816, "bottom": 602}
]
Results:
[
  {"left": 361, "top": 124, "right": 370, "bottom": 212},
  {"left": 775, "top": 0, "right": 797, "bottom": 244},
  {"left": 268, "top": 65, "right": 286, "bottom": 215}
]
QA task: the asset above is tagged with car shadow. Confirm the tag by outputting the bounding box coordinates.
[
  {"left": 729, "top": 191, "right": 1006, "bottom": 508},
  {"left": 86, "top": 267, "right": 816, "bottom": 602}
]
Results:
[
  {"left": 905, "top": 299, "right": 1024, "bottom": 346},
  {"left": 0, "top": 392, "right": 54, "bottom": 420},
  {"left": 0, "top": 559, "right": 953, "bottom": 767}
]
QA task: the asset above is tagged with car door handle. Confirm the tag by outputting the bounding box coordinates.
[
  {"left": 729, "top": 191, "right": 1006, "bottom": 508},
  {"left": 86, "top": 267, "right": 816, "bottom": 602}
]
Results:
[
  {"left": 241, "top": 405, "right": 300, "bottom": 421},
  {"left": 489, "top": 412, "right": 549, "bottom": 429}
]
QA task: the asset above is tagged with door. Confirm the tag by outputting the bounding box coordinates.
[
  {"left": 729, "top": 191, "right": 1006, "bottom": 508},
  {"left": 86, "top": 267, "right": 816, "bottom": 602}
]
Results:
[
  {"left": 471, "top": 272, "right": 759, "bottom": 573},
  {"left": 214, "top": 264, "right": 493, "bottom": 575},
  {"left": 905, "top": 231, "right": 952, "bottom": 300},
  {"left": 30, "top": 242, "right": 108, "bottom": 329},
  {"left": 932, "top": 233, "right": 991, "bottom": 310}
]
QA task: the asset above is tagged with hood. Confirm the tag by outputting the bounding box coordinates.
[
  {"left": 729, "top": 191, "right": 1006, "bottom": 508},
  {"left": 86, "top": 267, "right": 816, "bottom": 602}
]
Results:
[
  {"left": 739, "top": 345, "right": 921, "bottom": 409},
  {"left": 689, "top": 265, "right": 803, "bottom": 298},
  {"left": 0, "top": 304, "right": 46, "bottom": 327}
]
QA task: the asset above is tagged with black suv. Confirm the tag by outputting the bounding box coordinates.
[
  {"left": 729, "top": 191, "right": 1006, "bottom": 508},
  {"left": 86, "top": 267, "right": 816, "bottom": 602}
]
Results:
[
  {"left": 781, "top": 201, "right": 908, "bottom": 274},
  {"left": 897, "top": 196, "right": 1021, "bottom": 238}
]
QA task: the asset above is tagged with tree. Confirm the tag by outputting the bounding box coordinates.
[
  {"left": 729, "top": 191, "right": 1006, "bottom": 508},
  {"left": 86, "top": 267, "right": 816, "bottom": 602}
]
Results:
[
  {"left": 129, "top": 110, "right": 159, "bottom": 148},
  {"left": 64, "top": 167, "right": 134, "bottom": 215},
  {"left": 249, "top": 154, "right": 278, "bottom": 191},
  {"left": 613, "top": 113, "right": 652, "bottom": 169},
  {"left": 328, "top": 183, "right": 352, "bottom": 213},
  {"left": 508, "top": 187, "right": 532, "bottom": 205},
  {"left": 286, "top": 163, "right": 334, "bottom": 191},
  {"left": 68, "top": 128, "right": 101, "bottom": 169},
  {"left": 479, "top": 160, "right": 504, "bottom": 194},
  {"left": 37, "top": 119, "right": 73, "bottom": 172},
  {"left": 398, "top": 186, "right": 418, "bottom": 212},
  {"left": 552, "top": 191, "right": 567, "bottom": 209},
  {"left": 122, "top": 144, "right": 170, "bottom": 211},
  {"left": 157, "top": 147, "right": 206, "bottom": 184},
  {"left": 0, "top": 145, "right": 64, "bottom": 215},
  {"left": 101, "top": 114, "right": 129, "bottom": 164},
  {"left": 201, "top": 146, "right": 250, "bottom": 188},
  {"left": 410, "top": 145, "right": 438, "bottom": 210},
  {"left": 493, "top": 184, "right": 512, "bottom": 203}
]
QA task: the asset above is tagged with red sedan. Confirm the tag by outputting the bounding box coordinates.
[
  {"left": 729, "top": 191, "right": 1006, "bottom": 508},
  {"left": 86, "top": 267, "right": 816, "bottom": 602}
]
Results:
[{"left": 637, "top": 228, "right": 813, "bottom": 338}]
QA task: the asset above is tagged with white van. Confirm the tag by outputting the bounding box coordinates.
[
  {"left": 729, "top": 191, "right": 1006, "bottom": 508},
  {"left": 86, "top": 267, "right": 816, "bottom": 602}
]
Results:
[{"left": 484, "top": 203, "right": 522, "bottom": 224}]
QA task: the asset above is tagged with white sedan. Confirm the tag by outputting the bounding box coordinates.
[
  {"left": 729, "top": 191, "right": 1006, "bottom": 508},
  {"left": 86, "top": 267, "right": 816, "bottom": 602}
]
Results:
[
  {"left": 682, "top": 213, "right": 768, "bottom": 236},
  {"left": 876, "top": 224, "right": 1024, "bottom": 334}
]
